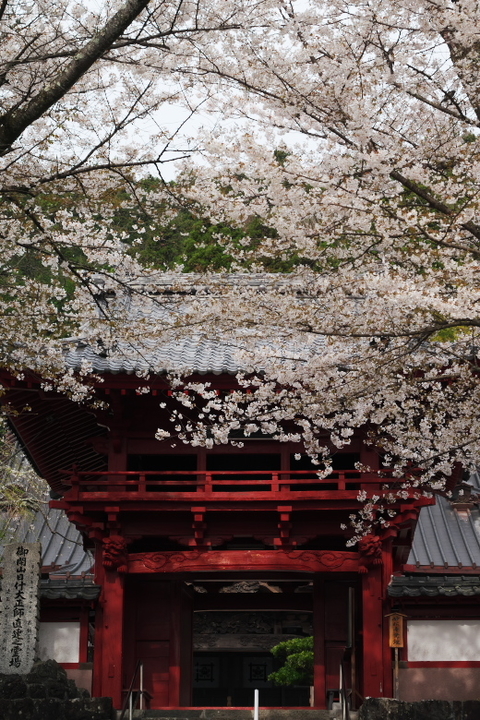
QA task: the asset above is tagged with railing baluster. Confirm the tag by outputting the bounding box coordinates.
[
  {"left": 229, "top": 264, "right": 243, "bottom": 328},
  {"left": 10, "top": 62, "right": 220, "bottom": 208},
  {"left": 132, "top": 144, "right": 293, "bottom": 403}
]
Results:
[
  {"left": 65, "top": 467, "right": 414, "bottom": 500},
  {"left": 205, "top": 472, "right": 212, "bottom": 493},
  {"left": 272, "top": 472, "right": 279, "bottom": 492}
]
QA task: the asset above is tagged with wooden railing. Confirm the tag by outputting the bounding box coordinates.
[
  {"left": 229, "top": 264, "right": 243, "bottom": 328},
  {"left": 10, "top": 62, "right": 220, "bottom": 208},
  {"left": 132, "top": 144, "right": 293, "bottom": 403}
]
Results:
[{"left": 60, "top": 468, "right": 402, "bottom": 499}]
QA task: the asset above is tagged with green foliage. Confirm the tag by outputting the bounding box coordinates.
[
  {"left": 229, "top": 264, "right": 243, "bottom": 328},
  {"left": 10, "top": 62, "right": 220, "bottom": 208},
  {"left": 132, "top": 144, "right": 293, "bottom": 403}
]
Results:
[
  {"left": 0, "top": 483, "right": 40, "bottom": 514},
  {"left": 2, "top": 175, "right": 319, "bottom": 297},
  {"left": 113, "top": 184, "right": 294, "bottom": 272},
  {"left": 34, "top": 178, "right": 307, "bottom": 273},
  {"left": 268, "top": 636, "right": 314, "bottom": 686},
  {"left": 431, "top": 325, "right": 470, "bottom": 342},
  {"left": 273, "top": 149, "right": 290, "bottom": 166},
  {"left": 125, "top": 208, "right": 239, "bottom": 271}
]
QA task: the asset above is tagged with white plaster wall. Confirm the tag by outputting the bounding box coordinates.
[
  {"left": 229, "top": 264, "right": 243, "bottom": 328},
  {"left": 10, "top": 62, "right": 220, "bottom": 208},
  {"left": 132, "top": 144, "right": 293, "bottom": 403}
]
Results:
[
  {"left": 407, "top": 620, "right": 480, "bottom": 661},
  {"left": 38, "top": 621, "right": 80, "bottom": 663}
]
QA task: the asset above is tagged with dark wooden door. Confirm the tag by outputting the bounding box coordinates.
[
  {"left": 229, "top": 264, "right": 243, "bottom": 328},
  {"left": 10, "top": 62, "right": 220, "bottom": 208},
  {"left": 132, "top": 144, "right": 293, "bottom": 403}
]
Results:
[
  {"left": 124, "top": 577, "right": 193, "bottom": 708},
  {"left": 324, "top": 580, "right": 358, "bottom": 707}
]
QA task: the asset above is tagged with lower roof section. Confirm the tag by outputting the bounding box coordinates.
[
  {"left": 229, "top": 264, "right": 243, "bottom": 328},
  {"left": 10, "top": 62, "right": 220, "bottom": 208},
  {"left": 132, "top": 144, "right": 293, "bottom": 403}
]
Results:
[
  {"left": 389, "top": 575, "right": 480, "bottom": 597},
  {"left": 40, "top": 577, "right": 100, "bottom": 600},
  {"left": 0, "top": 576, "right": 100, "bottom": 601}
]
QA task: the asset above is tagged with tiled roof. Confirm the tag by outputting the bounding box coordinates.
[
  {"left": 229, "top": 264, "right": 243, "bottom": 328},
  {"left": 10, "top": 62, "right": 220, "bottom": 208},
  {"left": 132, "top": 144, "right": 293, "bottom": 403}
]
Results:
[
  {"left": 62, "top": 272, "right": 326, "bottom": 377},
  {"left": 5, "top": 388, "right": 107, "bottom": 493},
  {"left": 65, "top": 336, "right": 242, "bottom": 376},
  {"left": 0, "top": 575, "right": 100, "bottom": 600},
  {"left": 1, "top": 504, "right": 94, "bottom": 577},
  {"left": 389, "top": 575, "right": 480, "bottom": 597},
  {"left": 406, "top": 474, "right": 480, "bottom": 571},
  {"left": 40, "top": 577, "right": 100, "bottom": 600}
]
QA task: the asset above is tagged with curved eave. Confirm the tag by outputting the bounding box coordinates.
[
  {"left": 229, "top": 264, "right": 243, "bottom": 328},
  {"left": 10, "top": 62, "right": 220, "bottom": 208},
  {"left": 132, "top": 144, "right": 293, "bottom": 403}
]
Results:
[
  {"left": 2, "top": 384, "right": 107, "bottom": 493},
  {"left": 64, "top": 338, "right": 243, "bottom": 377}
]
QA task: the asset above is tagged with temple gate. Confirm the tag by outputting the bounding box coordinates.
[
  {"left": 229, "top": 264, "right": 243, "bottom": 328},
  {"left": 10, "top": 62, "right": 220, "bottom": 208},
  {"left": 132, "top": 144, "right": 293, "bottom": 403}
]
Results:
[{"left": 1, "top": 373, "right": 429, "bottom": 709}]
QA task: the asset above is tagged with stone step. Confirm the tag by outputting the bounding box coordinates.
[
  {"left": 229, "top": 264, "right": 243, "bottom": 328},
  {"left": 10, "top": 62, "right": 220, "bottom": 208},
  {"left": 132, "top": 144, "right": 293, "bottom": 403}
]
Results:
[{"left": 118, "top": 710, "right": 334, "bottom": 720}]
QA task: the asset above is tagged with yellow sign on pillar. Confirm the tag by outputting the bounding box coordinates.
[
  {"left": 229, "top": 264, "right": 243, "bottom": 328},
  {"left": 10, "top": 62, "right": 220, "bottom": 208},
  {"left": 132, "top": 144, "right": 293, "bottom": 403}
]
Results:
[{"left": 388, "top": 613, "right": 405, "bottom": 648}]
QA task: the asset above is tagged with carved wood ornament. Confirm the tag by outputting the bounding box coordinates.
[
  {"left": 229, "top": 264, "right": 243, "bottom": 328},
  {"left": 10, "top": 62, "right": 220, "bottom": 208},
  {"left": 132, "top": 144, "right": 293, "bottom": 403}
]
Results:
[
  {"left": 357, "top": 533, "right": 383, "bottom": 574},
  {"left": 102, "top": 535, "right": 129, "bottom": 573}
]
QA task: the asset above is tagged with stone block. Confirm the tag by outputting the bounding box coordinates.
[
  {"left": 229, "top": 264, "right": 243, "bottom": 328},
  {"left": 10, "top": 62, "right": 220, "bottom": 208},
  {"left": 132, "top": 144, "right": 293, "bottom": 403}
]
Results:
[
  {"left": 66, "top": 678, "right": 82, "bottom": 699},
  {"left": 64, "top": 696, "right": 115, "bottom": 720},
  {"left": 411, "top": 700, "right": 454, "bottom": 720},
  {"left": 33, "top": 697, "right": 66, "bottom": 720},
  {"left": 88, "top": 696, "right": 115, "bottom": 719},
  {"left": 0, "top": 700, "right": 12, "bottom": 719},
  {"left": 0, "top": 659, "right": 111, "bottom": 720},
  {"left": 45, "top": 679, "right": 69, "bottom": 699},
  {"left": 451, "top": 701, "right": 462, "bottom": 720},
  {"left": 358, "top": 698, "right": 462, "bottom": 720},
  {"left": 0, "top": 673, "right": 28, "bottom": 698},
  {"left": 26, "top": 659, "right": 68, "bottom": 684},
  {"left": 359, "top": 698, "right": 399, "bottom": 719},
  {"left": 4, "top": 697, "right": 36, "bottom": 719},
  {"left": 27, "top": 683, "right": 47, "bottom": 699},
  {"left": 0, "top": 543, "right": 41, "bottom": 676},
  {"left": 461, "top": 700, "right": 480, "bottom": 720}
]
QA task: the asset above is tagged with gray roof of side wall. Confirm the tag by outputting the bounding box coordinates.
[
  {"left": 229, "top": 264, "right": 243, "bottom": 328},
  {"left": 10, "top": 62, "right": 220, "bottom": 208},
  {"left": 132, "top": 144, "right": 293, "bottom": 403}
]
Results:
[
  {"left": 1, "top": 505, "right": 94, "bottom": 577},
  {"left": 406, "top": 472, "right": 480, "bottom": 570}
]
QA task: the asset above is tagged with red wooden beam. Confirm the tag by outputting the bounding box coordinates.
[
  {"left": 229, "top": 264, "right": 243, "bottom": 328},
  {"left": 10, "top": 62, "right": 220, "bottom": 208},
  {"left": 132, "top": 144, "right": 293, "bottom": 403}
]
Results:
[{"left": 128, "top": 549, "right": 359, "bottom": 574}]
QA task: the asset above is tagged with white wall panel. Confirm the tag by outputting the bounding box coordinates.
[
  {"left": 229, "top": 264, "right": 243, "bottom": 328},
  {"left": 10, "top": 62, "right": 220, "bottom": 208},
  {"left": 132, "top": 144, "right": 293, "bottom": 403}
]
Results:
[
  {"left": 38, "top": 621, "right": 80, "bottom": 663},
  {"left": 408, "top": 620, "right": 480, "bottom": 661}
]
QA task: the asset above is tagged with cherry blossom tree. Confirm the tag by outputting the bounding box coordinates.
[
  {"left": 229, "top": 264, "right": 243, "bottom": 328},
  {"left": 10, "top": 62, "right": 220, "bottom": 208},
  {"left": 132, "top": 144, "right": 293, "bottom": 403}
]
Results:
[
  {"left": 150, "top": 0, "right": 480, "bottom": 533},
  {"left": 3, "top": 0, "right": 480, "bottom": 535},
  {"left": 0, "top": 0, "right": 248, "bottom": 391}
]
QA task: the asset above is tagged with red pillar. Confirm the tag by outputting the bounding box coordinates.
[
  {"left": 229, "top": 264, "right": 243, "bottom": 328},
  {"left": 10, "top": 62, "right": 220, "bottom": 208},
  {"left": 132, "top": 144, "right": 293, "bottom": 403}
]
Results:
[
  {"left": 313, "top": 577, "right": 326, "bottom": 708},
  {"left": 98, "top": 568, "right": 125, "bottom": 708},
  {"left": 169, "top": 581, "right": 182, "bottom": 707},
  {"left": 169, "top": 581, "right": 193, "bottom": 707},
  {"left": 93, "top": 402, "right": 127, "bottom": 707},
  {"left": 381, "top": 541, "right": 394, "bottom": 698},
  {"left": 361, "top": 566, "right": 384, "bottom": 697}
]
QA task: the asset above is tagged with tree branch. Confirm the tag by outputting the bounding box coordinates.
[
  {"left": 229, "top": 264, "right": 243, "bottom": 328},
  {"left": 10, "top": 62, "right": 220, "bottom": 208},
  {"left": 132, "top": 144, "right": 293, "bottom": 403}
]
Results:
[
  {"left": 390, "top": 170, "right": 480, "bottom": 241},
  {"left": 0, "top": 0, "right": 152, "bottom": 154}
]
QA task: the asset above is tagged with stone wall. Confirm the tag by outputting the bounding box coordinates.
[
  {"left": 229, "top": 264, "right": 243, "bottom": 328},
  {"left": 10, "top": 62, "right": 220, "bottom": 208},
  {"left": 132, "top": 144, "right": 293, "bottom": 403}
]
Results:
[
  {"left": 0, "top": 659, "right": 114, "bottom": 720},
  {"left": 359, "top": 698, "right": 480, "bottom": 720}
]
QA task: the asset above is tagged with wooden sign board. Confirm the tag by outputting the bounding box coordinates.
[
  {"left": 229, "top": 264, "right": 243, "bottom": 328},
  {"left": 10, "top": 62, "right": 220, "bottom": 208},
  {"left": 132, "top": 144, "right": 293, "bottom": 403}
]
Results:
[{"left": 388, "top": 612, "right": 405, "bottom": 648}]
